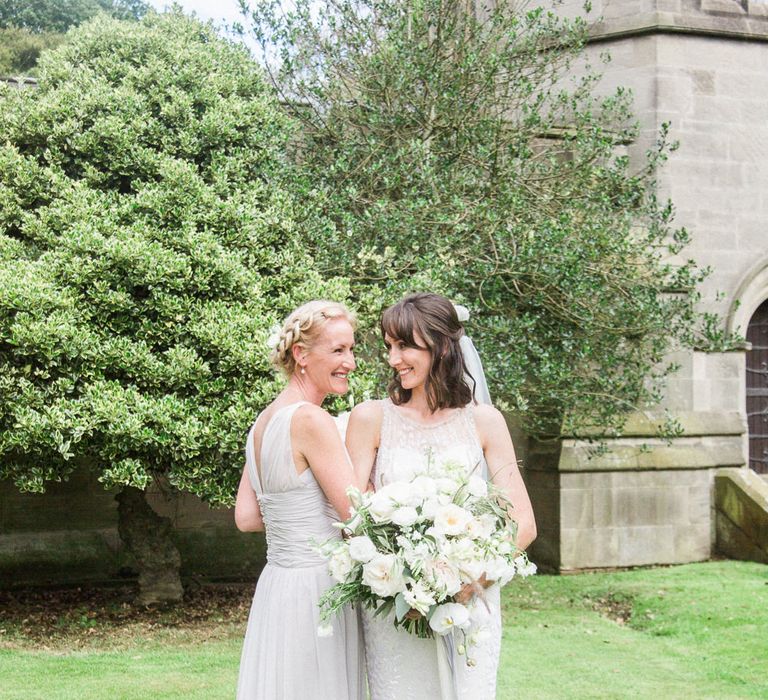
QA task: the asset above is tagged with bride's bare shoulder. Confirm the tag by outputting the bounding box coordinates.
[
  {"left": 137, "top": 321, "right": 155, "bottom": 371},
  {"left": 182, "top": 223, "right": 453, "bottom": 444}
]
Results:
[
  {"left": 349, "top": 399, "right": 385, "bottom": 430},
  {"left": 472, "top": 403, "right": 507, "bottom": 434}
]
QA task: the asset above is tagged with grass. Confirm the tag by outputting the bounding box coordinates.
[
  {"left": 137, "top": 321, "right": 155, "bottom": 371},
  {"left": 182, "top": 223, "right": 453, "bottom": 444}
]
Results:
[{"left": 1, "top": 560, "right": 766, "bottom": 699}]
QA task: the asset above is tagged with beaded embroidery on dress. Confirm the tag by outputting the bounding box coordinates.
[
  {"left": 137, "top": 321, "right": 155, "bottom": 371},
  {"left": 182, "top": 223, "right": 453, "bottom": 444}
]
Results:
[{"left": 363, "top": 399, "right": 502, "bottom": 700}]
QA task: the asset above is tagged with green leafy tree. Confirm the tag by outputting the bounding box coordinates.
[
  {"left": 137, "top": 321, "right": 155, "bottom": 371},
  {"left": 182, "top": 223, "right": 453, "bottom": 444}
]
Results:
[
  {"left": 0, "top": 27, "right": 64, "bottom": 75},
  {"left": 242, "top": 0, "right": 714, "bottom": 439},
  {"left": 0, "top": 10, "right": 345, "bottom": 602},
  {"left": 0, "top": 0, "right": 148, "bottom": 33},
  {"left": 0, "top": 0, "right": 149, "bottom": 76}
]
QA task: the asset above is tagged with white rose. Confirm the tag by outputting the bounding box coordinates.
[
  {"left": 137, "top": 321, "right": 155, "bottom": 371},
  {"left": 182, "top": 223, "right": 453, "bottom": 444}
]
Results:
[
  {"left": 410, "top": 475, "right": 438, "bottom": 500},
  {"left": 436, "top": 476, "right": 461, "bottom": 496},
  {"left": 485, "top": 556, "right": 515, "bottom": 585},
  {"left": 328, "top": 547, "right": 355, "bottom": 583},
  {"left": 317, "top": 622, "right": 334, "bottom": 638},
  {"left": 444, "top": 537, "right": 476, "bottom": 561},
  {"left": 433, "top": 504, "right": 473, "bottom": 536},
  {"left": 390, "top": 506, "right": 419, "bottom": 528},
  {"left": 477, "top": 513, "right": 498, "bottom": 539},
  {"left": 428, "top": 602, "right": 471, "bottom": 636},
  {"left": 464, "top": 517, "right": 485, "bottom": 540},
  {"left": 368, "top": 491, "right": 397, "bottom": 523},
  {"left": 362, "top": 554, "right": 407, "bottom": 598},
  {"left": 466, "top": 474, "right": 488, "bottom": 498},
  {"left": 403, "top": 581, "right": 436, "bottom": 616},
  {"left": 421, "top": 497, "right": 440, "bottom": 520},
  {"left": 348, "top": 535, "right": 378, "bottom": 563},
  {"left": 381, "top": 481, "right": 420, "bottom": 507}
]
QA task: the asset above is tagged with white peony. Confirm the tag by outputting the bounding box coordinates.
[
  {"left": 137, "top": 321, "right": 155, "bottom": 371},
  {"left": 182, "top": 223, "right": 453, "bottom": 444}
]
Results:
[
  {"left": 362, "top": 554, "right": 407, "bottom": 597},
  {"left": 433, "top": 504, "right": 473, "bottom": 536},
  {"left": 348, "top": 535, "right": 378, "bottom": 563},
  {"left": 328, "top": 547, "right": 355, "bottom": 583},
  {"left": 403, "top": 581, "right": 436, "bottom": 616},
  {"left": 424, "top": 557, "right": 462, "bottom": 596},
  {"left": 390, "top": 506, "right": 419, "bottom": 528},
  {"left": 429, "top": 602, "right": 471, "bottom": 636}
]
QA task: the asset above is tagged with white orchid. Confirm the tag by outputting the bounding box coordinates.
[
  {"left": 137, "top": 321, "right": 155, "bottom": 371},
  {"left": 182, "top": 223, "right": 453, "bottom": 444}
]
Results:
[{"left": 429, "top": 603, "right": 471, "bottom": 636}]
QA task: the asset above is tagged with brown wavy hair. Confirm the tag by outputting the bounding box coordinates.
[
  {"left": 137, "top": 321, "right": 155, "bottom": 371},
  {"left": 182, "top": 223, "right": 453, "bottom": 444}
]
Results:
[{"left": 381, "top": 293, "right": 474, "bottom": 412}]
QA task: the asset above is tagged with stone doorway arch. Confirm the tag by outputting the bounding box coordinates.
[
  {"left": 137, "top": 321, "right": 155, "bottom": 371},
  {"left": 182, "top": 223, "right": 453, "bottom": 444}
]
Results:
[{"left": 746, "top": 299, "right": 768, "bottom": 474}]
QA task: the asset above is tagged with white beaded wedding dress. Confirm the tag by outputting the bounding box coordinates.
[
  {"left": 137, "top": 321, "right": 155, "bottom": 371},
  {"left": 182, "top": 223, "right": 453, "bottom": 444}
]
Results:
[
  {"left": 363, "top": 399, "right": 502, "bottom": 700},
  {"left": 236, "top": 402, "right": 366, "bottom": 700}
]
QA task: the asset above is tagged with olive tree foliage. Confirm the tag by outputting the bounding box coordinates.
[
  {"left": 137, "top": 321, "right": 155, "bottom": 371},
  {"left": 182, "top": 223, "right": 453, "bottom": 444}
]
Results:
[
  {"left": 242, "top": 0, "right": 716, "bottom": 439},
  {"left": 0, "top": 10, "right": 346, "bottom": 504}
]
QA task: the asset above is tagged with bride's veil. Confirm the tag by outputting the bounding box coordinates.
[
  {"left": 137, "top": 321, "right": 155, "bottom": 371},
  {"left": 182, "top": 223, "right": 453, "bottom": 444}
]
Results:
[{"left": 454, "top": 304, "right": 492, "bottom": 406}]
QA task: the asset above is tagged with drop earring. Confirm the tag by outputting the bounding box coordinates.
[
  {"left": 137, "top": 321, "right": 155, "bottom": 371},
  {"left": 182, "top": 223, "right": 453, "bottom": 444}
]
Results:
[{"left": 300, "top": 367, "right": 306, "bottom": 375}]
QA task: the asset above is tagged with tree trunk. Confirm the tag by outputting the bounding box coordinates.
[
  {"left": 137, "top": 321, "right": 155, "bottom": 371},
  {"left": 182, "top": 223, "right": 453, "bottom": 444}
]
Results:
[{"left": 116, "top": 485, "right": 184, "bottom": 605}]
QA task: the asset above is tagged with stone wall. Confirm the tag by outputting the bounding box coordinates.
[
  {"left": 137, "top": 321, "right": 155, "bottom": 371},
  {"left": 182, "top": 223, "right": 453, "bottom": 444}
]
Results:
[
  {"left": 715, "top": 467, "right": 768, "bottom": 563},
  {"left": 0, "top": 469, "right": 265, "bottom": 588},
  {"left": 518, "top": 0, "right": 768, "bottom": 571}
]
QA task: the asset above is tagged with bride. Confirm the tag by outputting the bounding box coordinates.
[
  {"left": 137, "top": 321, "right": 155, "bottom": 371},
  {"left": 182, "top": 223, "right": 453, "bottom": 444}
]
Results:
[
  {"left": 346, "top": 292, "right": 536, "bottom": 700},
  {"left": 234, "top": 300, "right": 366, "bottom": 699}
]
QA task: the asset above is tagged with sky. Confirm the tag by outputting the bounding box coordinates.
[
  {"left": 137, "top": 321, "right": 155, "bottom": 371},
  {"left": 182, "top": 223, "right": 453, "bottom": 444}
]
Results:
[{"left": 146, "top": 0, "right": 247, "bottom": 29}]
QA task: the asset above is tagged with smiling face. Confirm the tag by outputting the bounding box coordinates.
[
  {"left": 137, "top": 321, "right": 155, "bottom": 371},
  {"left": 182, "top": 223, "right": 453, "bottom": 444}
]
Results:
[
  {"left": 384, "top": 331, "right": 432, "bottom": 392},
  {"left": 300, "top": 317, "right": 356, "bottom": 396}
]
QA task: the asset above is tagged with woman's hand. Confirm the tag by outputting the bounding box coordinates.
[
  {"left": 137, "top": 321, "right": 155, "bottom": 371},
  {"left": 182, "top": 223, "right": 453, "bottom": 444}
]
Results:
[{"left": 454, "top": 575, "right": 492, "bottom": 605}]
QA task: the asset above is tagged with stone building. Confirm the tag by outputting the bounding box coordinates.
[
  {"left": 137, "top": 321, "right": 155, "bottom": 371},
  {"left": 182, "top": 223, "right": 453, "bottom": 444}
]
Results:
[{"left": 524, "top": 0, "right": 768, "bottom": 571}]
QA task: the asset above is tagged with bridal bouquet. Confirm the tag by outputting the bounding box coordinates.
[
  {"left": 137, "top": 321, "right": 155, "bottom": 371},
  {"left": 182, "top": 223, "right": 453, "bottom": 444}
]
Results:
[{"left": 317, "top": 452, "right": 535, "bottom": 657}]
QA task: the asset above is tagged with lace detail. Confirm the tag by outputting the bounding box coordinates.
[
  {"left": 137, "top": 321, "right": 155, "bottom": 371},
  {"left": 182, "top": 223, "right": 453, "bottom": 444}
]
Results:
[
  {"left": 364, "top": 399, "right": 500, "bottom": 700},
  {"left": 374, "top": 400, "right": 486, "bottom": 488}
]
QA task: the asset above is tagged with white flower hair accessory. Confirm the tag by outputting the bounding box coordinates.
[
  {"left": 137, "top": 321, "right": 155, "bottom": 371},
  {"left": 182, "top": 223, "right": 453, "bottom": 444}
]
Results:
[
  {"left": 453, "top": 304, "right": 470, "bottom": 323},
  {"left": 266, "top": 323, "right": 281, "bottom": 350}
]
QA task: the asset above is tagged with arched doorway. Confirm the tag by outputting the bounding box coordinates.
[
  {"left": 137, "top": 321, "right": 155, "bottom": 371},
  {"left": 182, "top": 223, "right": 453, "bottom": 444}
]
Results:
[{"left": 747, "top": 299, "right": 768, "bottom": 474}]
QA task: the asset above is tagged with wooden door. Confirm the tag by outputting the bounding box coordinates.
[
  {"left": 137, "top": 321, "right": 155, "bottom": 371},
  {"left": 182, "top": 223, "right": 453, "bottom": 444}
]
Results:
[{"left": 747, "top": 299, "right": 768, "bottom": 474}]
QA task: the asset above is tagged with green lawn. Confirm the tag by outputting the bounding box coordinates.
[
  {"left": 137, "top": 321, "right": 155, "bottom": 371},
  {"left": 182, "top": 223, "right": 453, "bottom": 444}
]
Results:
[{"left": 1, "top": 561, "right": 766, "bottom": 699}]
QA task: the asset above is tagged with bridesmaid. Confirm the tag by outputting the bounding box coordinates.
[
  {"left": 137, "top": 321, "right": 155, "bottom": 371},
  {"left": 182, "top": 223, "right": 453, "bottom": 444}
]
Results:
[{"left": 234, "top": 300, "right": 365, "bottom": 700}]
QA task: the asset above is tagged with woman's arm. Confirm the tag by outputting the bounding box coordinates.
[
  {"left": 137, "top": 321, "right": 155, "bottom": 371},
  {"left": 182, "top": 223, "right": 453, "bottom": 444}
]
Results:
[
  {"left": 234, "top": 467, "right": 265, "bottom": 532},
  {"left": 475, "top": 404, "right": 537, "bottom": 552},
  {"left": 345, "top": 401, "right": 382, "bottom": 491},
  {"left": 292, "top": 404, "right": 359, "bottom": 521}
]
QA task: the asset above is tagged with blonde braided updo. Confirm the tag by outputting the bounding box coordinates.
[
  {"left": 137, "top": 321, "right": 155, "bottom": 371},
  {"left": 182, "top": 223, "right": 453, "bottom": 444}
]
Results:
[{"left": 269, "top": 300, "right": 356, "bottom": 377}]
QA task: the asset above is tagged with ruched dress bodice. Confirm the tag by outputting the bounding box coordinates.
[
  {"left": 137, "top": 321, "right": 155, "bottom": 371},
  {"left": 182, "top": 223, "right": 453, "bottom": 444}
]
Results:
[{"left": 237, "top": 402, "right": 365, "bottom": 700}]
